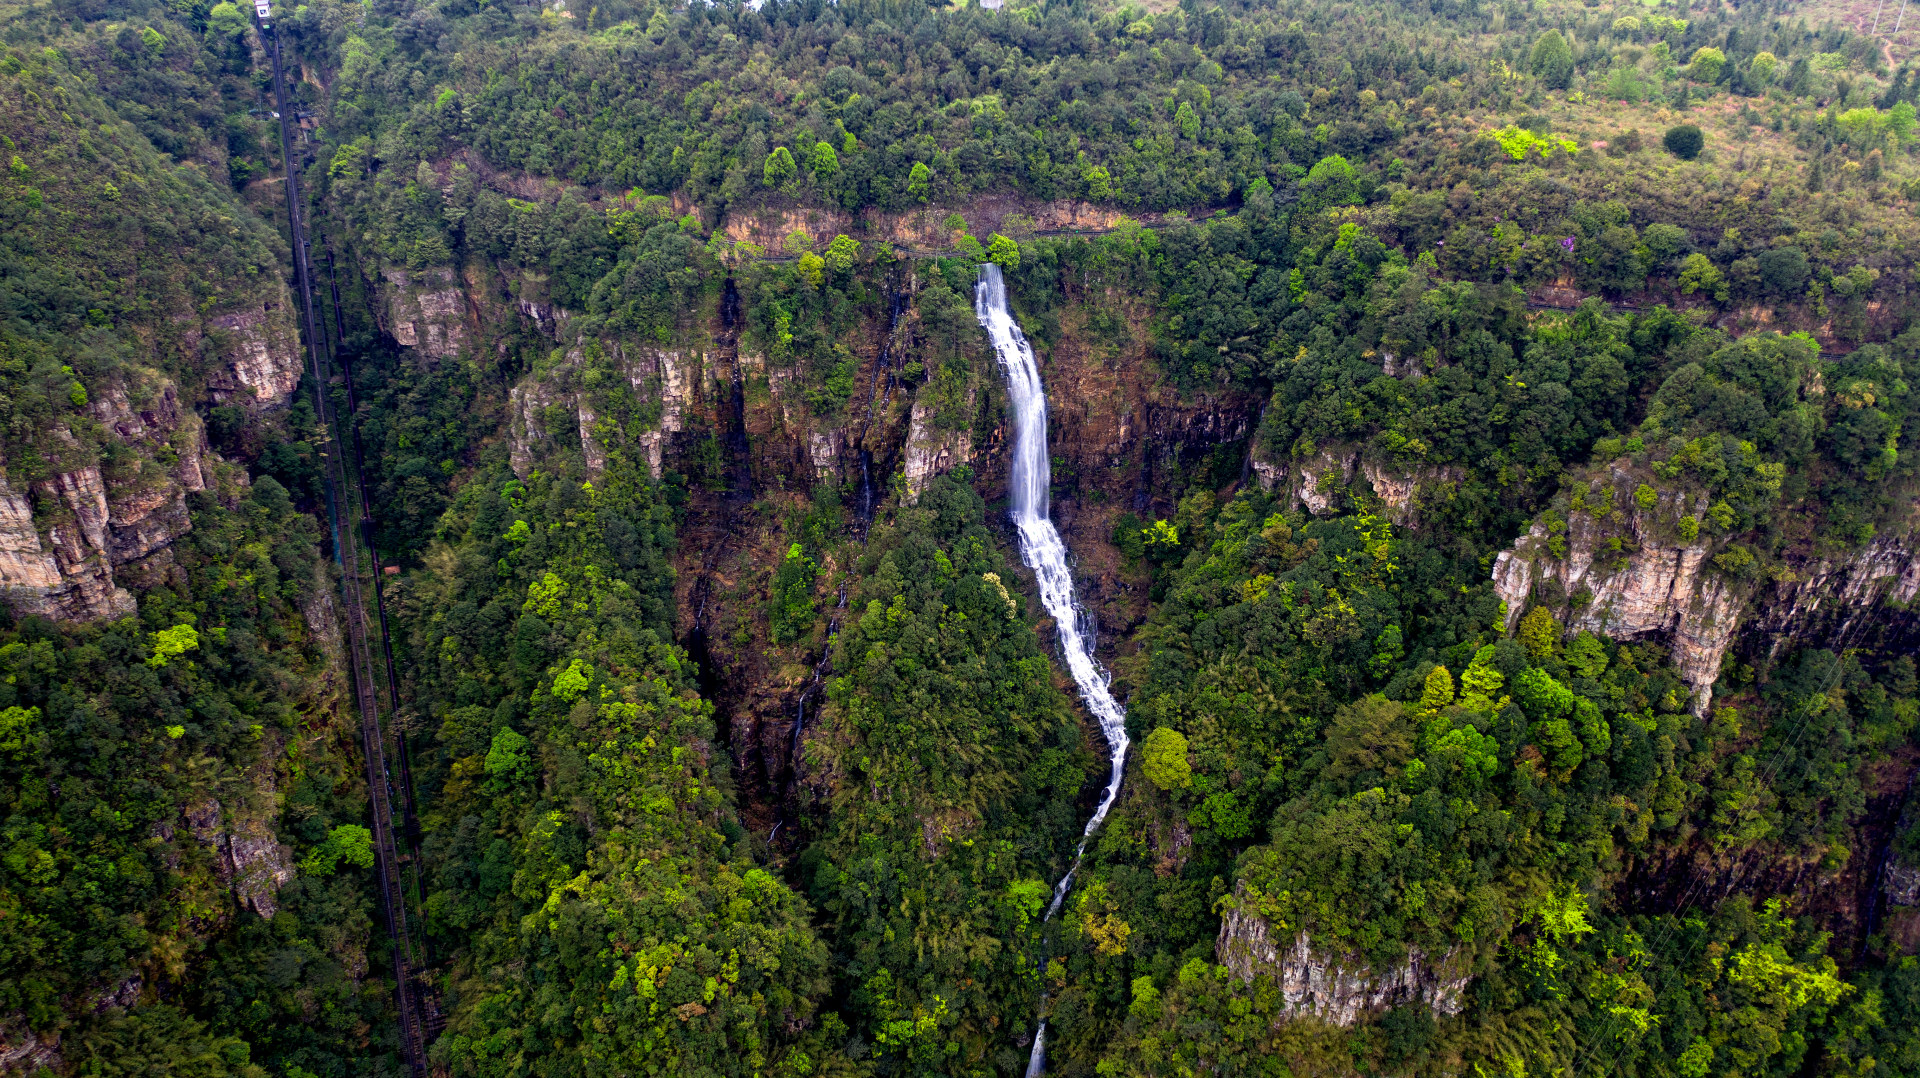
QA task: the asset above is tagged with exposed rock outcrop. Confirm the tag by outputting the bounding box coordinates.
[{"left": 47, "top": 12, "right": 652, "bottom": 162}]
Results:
[
  {"left": 506, "top": 344, "right": 705, "bottom": 480},
  {"left": 0, "top": 373, "right": 210, "bottom": 622},
  {"left": 298, "top": 562, "right": 347, "bottom": 672},
  {"left": 507, "top": 373, "right": 567, "bottom": 479},
  {"left": 1886, "top": 860, "right": 1920, "bottom": 907},
  {"left": 808, "top": 428, "right": 844, "bottom": 482},
  {"left": 515, "top": 296, "right": 570, "bottom": 340},
  {"left": 188, "top": 299, "right": 304, "bottom": 409},
  {"left": 382, "top": 267, "right": 473, "bottom": 359},
  {"left": 89, "top": 976, "right": 142, "bottom": 1012},
  {"left": 1492, "top": 490, "right": 1737, "bottom": 713},
  {"left": 1743, "top": 530, "right": 1920, "bottom": 661},
  {"left": 1216, "top": 904, "right": 1470, "bottom": 1024},
  {"left": 25, "top": 464, "right": 134, "bottom": 621},
  {"left": 629, "top": 345, "right": 699, "bottom": 480},
  {"left": 721, "top": 195, "right": 1147, "bottom": 255},
  {"left": 186, "top": 790, "right": 296, "bottom": 919},
  {"left": 1362, "top": 459, "right": 1461, "bottom": 526},
  {"left": 901, "top": 393, "right": 974, "bottom": 501},
  {"left": 1292, "top": 448, "right": 1357, "bottom": 515},
  {"left": 0, "top": 472, "right": 63, "bottom": 603},
  {"left": 224, "top": 814, "right": 297, "bottom": 918},
  {"left": 1247, "top": 443, "right": 1455, "bottom": 526},
  {"left": 1493, "top": 481, "right": 1920, "bottom": 715},
  {"left": 0, "top": 1024, "right": 61, "bottom": 1074}
]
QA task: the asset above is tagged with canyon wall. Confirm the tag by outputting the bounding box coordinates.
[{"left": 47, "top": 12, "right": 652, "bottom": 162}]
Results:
[
  {"left": 375, "top": 254, "right": 1267, "bottom": 823},
  {"left": 1491, "top": 468, "right": 1920, "bottom": 715},
  {"left": 0, "top": 367, "right": 270, "bottom": 622},
  {"left": 1216, "top": 902, "right": 1471, "bottom": 1025}
]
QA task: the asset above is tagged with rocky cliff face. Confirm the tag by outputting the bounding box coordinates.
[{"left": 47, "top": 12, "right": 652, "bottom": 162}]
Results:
[
  {"left": 1741, "top": 529, "right": 1920, "bottom": 661},
  {"left": 193, "top": 300, "right": 305, "bottom": 408},
  {"left": 1216, "top": 903, "right": 1470, "bottom": 1024},
  {"left": 720, "top": 195, "right": 1141, "bottom": 256},
  {"left": 0, "top": 370, "right": 234, "bottom": 621},
  {"left": 900, "top": 390, "right": 975, "bottom": 501},
  {"left": 183, "top": 789, "right": 297, "bottom": 919},
  {"left": 445, "top": 254, "right": 1266, "bottom": 826},
  {"left": 505, "top": 342, "right": 705, "bottom": 481},
  {"left": 0, "top": 274, "right": 300, "bottom": 625},
  {"left": 1248, "top": 442, "right": 1458, "bottom": 526},
  {"left": 381, "top": 267, "right": 475, "bottom": 360},
  {"left": 1492, "top": 474, "right": 1920, "bottom": 715}
]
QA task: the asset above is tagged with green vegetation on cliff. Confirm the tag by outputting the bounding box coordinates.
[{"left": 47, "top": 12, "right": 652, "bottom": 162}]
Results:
[
  {"left": 0, "top": 476, "right": 402, "bottom": 1077},
  {"left": 4, "top": 0, "right": 1920, "bottom": 1073},
  {"left": 397, "top": 464, "right": 834, "bottom": 1076},
  {"left": 798, "top": 475, "right": 1097, "bottom": 1074}
]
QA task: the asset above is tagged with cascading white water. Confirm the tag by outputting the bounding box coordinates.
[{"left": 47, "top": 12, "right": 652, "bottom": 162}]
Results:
[{"left": 974, "top": 264, "right": 1131, "bottom": 1078}]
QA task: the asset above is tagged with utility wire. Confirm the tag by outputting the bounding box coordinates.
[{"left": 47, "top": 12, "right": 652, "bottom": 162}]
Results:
[{"left": 1570, "top": 619, "right": 1873, "bottom": 1078}]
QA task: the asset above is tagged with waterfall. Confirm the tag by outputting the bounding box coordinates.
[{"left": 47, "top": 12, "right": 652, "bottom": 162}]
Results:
[{"left": 974, "top": 264, "right": 1131, "bottom": 1078}]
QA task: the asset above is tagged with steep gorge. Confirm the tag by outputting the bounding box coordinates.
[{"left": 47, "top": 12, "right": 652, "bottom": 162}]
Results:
[
  {"left": 396, "top": 230, "right": 1266, "bottom": 827},
  {"left": 1492, "top": 482, "right": 1920, "bottom": 716},
  {"left": 12, "top": 0, "right": 1920, "bottom": 1070}
]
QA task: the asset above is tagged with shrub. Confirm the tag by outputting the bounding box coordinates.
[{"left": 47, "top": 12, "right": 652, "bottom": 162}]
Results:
[
  {"left": 1756, "top": 246, "right": 1809, "bottom": 294},
  {"left": 1531, "top": 30, "right": 1574, "bottom": 89},
  {"left": 769, "top": 543, "right": 818, "bottom": 644},
  {"left": 1141, "top": 727, "right": 1192, "bottom": 791},
  {"left": 823, "top": 234, "right": 859, "bottom": 273},
  {"left": 1712, "top": 544, "right": 1758, "bottom": 576},
  {"left": 762, "top": 146, "right": 797, "bottom": 186},
  {"left": 1664, "top": 124, "right": 1704, "bottom": 160},
  {"left": 485, "top": 727, "right": 531, "bottom": 779},
  {"left": 1492, "top": 126, "right": 1579, "bottom": 160},
  {"left": 987, "top": 233, "right": 1020, "bottom": 270},
  {"left": 206, "top": 1, "right": 247, "bottom": 34},
  {"left": 1518, "top": 606, "right": 1561, "bottom": 662},
  {"left": 798, "top": 251, "right": 825, "bottom": 286},
  {"left": 300, "top": 825, "right": 375, "bottom": 876},
  {"left": 1679, "top": 253, "right": 1729, "bottom": 301},
  {"left": 1688, "top": 46, "right": 1726, "bottom": 83}
]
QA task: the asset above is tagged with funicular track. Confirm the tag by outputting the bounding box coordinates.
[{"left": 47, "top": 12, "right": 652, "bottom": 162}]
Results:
[{"left": 259, "top": 19, "right": 433, "bottom": 1074}]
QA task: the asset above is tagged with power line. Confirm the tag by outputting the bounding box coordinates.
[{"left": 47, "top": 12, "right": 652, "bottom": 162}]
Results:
[{"left": 1570, "top": 621, "right": 1874, "bottom": 1078}]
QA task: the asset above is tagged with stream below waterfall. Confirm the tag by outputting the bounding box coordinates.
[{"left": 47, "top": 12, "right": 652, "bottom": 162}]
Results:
[{"left": 973, "top": 264, "right": 1131, "bottom": 1078}]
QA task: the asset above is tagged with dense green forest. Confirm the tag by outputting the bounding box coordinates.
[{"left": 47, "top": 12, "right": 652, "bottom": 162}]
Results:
[{"left": 2, "top": 0, "right": 1920, "bottom": 1073}]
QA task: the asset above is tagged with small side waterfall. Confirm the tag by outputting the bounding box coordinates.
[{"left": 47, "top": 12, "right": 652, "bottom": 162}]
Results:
[{"left": 974, "top": 264, "right": 1131, "bottom": 1077}]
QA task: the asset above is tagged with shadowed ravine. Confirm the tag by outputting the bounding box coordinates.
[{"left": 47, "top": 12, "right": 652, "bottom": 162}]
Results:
[{"left": 973, "top": 264, "right": 1132, "bottom": 1078}]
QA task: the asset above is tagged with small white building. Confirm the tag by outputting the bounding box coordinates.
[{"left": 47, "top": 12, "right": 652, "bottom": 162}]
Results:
[{"left": 253, "top": 0, "right": 270, "bottom": 18}]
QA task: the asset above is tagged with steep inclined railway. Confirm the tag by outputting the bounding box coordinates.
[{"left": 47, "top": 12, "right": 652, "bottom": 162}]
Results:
[{"left": 259, "top": 17, "right": 431, "bottom": 1074}]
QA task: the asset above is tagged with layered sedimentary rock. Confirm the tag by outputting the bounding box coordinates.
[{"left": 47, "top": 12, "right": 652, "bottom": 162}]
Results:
[
  {"left": 179, "top": 293, "right": 304, "bottom": 410},
  {"left": 201, "top": 305, "right": 304, "bottom": 406},
  {"left": 1742, "top": 530, "right": 1920, "bottom": 660},
  {"left": 506, "top": 344, "right": 704, "bottom": 480},
  {"left": 1216, "top": 904, "right": 1470, "bottom": 1024},
  {"left": 382, "top": 266, "right": 473, "bottom": 359},
  {"left": 1248, "top": 442, "right": 1456, "bottom": 526},
  {"left": 0, "top": 373, "right": 212, "bottom": 621},
  {"left": 1493, "top": 482, "right": 1919, "bottom": 715},
  {"left": 901, "top": 392, "right": 974, "bottom": 501}
]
